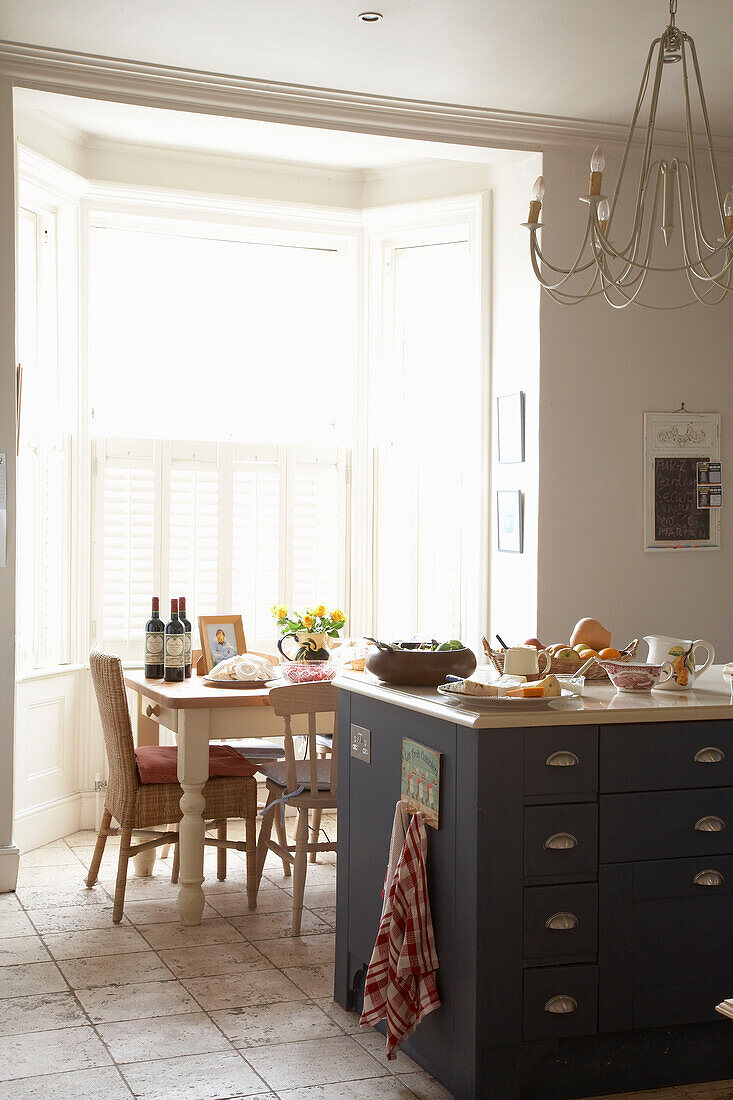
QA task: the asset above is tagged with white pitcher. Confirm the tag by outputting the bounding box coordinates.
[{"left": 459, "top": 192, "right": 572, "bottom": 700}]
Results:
[{"left": 643, "top": 634, "right": 715, "bottom": 691}]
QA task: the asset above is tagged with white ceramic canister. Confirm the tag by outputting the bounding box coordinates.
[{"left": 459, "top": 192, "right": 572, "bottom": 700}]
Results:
[{"left": 643, "top": 634, "right": 715, "bottom": 691}]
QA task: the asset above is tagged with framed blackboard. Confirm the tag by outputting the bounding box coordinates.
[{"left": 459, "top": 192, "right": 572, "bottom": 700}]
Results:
[{"left": 644, "top": 412, "right": 720, "bottom": 551}]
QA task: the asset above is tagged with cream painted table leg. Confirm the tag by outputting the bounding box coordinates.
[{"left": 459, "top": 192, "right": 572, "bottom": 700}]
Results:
[
  {"left": 134, "top": 692, "right": 162, "bottom": 877},
  {"left": 176, "top": 708, "right": 210, "bottom": 926}
]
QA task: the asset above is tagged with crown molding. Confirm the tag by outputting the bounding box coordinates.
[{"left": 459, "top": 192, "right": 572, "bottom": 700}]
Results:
[{"left": 2, "top": 39, "right": 732, "bottom": 157}]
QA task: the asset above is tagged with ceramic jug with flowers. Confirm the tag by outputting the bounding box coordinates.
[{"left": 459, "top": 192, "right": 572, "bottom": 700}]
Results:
[{"left": 273, "top": 604, "right": 347, "bottom": 663}]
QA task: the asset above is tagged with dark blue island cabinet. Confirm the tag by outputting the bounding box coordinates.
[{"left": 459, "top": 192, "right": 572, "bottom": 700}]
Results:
[{"left": 333, "top": 679, "right": 733, "bottom": 1100}]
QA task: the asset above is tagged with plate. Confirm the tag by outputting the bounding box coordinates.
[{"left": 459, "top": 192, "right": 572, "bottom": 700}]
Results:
[
  {"left": 436, "top": 684, "right": 575, "bottom": 709},
  {"left": 203, "top": 676, "right": 275, "bottom": 689}
]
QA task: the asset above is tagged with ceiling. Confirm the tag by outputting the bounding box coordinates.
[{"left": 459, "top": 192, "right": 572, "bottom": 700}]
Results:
[
  {"left": 2, "top": 1, "right": 733, "bottom": 137},
  {"left": 14, "top": 89, "right": 526, "bottom": 171}
]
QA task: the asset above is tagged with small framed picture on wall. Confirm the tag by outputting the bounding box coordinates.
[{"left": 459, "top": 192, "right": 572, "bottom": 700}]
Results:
[
  {"left": 496, "top": 490, "right": 523, "bottom": 553},
  {"left": 497, "top": 391, "right": 525, "bottom": 464}
]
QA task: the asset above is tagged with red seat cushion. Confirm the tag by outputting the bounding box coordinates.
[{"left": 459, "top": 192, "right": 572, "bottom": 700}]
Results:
[{"left": 135, "top": 745, "right": 258, "bottom": 785}]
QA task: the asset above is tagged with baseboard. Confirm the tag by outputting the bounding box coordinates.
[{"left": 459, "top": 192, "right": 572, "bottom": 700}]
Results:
[
  {"left": 0, "top": 844, "right": 21, "bottom": 892},
  {"left": 13, "top": 793, "right": 83, "bottom": 853},
  {"left": 80, "top": 789, "right": 100, "bottom": 830}
]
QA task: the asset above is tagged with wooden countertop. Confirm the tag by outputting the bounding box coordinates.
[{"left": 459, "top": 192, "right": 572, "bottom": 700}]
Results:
[
  {"left": 124, "top": 669, "right": 273, "bottom": 709},
  {"left": 334, "top": 665, "right": 733, "bottom": 729}
]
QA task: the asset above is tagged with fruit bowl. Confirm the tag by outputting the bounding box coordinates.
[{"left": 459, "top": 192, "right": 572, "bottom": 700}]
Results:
[{"left": 482, "top": 638, "right": 640, "bottom": 681}]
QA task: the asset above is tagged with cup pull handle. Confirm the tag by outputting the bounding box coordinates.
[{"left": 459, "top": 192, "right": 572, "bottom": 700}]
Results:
[
  {"left": 145, "top": 704, "right": 160, "bottom": 718},
  {"left": 545, "top": 911, "right": 579, "bottom": 930},
  {"left": 545, "top": 751, "right": 579, "bottom": 767},
  {"left": 544, "top": 832, "right": 578, "bottom": 850},
  {"left": 694, "top": 746, "right": 725, "bottom": 763},
  {"left": 694, "top": 869, "right": 724, "bottom": 886},
  {"left": 545, "top": 995, "right": 577, "bottom": 1014},
  {"left": 695, "top": 816, "right": 725, "bottom": 832}
]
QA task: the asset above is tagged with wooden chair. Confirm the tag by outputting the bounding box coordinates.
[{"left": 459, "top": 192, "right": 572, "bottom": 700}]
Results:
[
  {"left": 87, "top": 647, "right": 258, "bottom": 922},
  {"left": 255, "top": 682, "right": 338, "bottom": 934}
]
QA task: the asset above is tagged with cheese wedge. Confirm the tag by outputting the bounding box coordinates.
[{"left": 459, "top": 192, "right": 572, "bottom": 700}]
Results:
[
  {"left": 534, "top": 673, "right": 562, "bottom": 697},
  {"left": 506, "top": 683, "right": 545, "bottom": 698},
  {"left": 444, "top": 679, "right": 500, "bottom": 697}
]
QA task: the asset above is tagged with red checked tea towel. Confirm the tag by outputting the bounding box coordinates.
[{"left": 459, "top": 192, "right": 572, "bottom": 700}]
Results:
[{"left": 360, "top": 809, "right": 441, "bottom": 1058}]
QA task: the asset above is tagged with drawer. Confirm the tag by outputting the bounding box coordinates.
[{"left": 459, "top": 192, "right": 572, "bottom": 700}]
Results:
[
  {"left": 525, "top": 727, "right": 598, "bottom": 798},
  {"left": 523, "top": 964, "right": 598, "bottom": 1041},
  {"left": 524, "top": 803, "right": 598, "bottom": 879},
  {"left": 601, "top": 721, "right": 733, "bottom": 792},
  {"left": 524, "top": 883, "right": 598, "bottom": 961},
  {"left": 601, "top": 788, "right": 733, "bottom": 863}
]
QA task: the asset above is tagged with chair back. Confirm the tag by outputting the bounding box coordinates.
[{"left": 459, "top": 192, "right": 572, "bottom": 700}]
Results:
[
  {"left": 268, "top": 682, "right": 338, "bottom": 797},
  {"left": 89, "top": 647, "right": 139, "bottom": 824}
]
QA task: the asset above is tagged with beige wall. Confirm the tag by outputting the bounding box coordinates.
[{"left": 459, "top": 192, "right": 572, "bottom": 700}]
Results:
[{"left": 537, "top": 145, "right": 733, "bottom": 660}]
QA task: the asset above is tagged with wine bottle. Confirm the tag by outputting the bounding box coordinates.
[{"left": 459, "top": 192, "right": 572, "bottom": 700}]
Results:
[
  {"left": 164, "top": 598, "right": 186, "bottom": 683},
  {"left": 144, "top": 596, "right": 165, "bottom": 679},
  {"left": 179, "top": 595, "right": 192, "bottom": 678}
]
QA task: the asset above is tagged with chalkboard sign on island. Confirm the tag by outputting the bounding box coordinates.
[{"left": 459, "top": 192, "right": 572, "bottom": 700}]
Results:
[{"left": 654, "top": 456, "right": 709, "bottom": 542}]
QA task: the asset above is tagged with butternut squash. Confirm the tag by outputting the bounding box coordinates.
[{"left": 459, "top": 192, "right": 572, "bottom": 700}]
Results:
[{"left": 569, "top": 617, "right": 612, "bottom": 652}]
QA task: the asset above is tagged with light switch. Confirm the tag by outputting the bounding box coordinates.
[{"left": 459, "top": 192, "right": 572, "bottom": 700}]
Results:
[{"left": 350, "top": 723, "right": 371, "bottom": 763}]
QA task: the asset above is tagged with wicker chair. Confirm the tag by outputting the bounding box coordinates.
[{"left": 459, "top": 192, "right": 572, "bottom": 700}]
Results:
[
  {"left": 87, "top": 647, "right": 258, "bottom": 922},
  {"left": 255, "top": 682, "right": 338, "bottom": 935}
]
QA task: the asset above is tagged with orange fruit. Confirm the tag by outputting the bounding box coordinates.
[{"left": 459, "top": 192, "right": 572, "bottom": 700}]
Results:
[
  {"left": 599, "top": 647, "right": 621, "bottom": 659},
  {"left": 578, "top": 648, "right": 598, "bottom": 659}
]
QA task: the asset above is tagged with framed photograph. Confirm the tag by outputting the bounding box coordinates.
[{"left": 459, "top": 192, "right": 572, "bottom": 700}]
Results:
[
  {"left": 643, "top": 412, "right": 720, "bottom": 551},
  {"left": 198, "top": 614, "right": 247, "bottom": 673},
  {"left": 497, "top": 391, "right": 525, "bottom": 464},
  {"left": 496, "top": 490, "right": 523, "bottom": 553}
]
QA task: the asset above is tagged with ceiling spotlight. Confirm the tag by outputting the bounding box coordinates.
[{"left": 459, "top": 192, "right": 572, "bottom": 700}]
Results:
[{"left": 358, "top": 12, "right": 383, "bottom": 22}]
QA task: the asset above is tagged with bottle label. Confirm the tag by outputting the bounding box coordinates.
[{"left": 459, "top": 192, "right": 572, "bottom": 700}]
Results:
[
  {"left": 145, "top": 632, "right": 164, "bottom": 661},
  {"left": 184, "top": 631, "right": 192, "bottom": 664},
  {"left": 165, "top": 635, "right": 185, "bottom": 667}
]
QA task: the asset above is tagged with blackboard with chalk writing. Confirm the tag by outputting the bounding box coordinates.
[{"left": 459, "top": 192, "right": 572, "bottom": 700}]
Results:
[{"left": 654, "top": 456, "right": 709, "bottom": 543}]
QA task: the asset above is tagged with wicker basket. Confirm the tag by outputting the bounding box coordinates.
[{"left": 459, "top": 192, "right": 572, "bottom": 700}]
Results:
[{"left": 481, "top": 637, "right": 640, "bottom": 682}]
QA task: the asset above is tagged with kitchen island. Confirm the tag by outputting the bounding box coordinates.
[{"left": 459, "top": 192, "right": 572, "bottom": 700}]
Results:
[{"left": 334, "top": 667, "right": 733, "bottom": 1099}]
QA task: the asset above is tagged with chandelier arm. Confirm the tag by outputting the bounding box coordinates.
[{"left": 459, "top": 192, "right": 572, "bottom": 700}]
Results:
[
  {"left": 676, "top": 167, "right": 733, "bottom": 284},
  {"left": 607, "top": 38, "right": 660, "bottom": 233},
  {"left": 595, "top": 235, "right": 651, "bottom": 307},
  {"left": 528, "top": 222, "right": 597, "bottom": 289},
  {"left": 680, "top": 46, "right": 725, "bottom": 251},
  {"left": 684, "top": 34, "right": 726, "bottom": 223},
  {"left": 676, "top": 161, "right": 733, "bottom": 265},
  {"left": 591, "top": 164, "right": 664, "bottom": 283}
]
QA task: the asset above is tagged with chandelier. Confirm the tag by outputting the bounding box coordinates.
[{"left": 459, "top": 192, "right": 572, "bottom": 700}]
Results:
[{"left": 524, "top": 0, "right": 733, "bottom": 309}]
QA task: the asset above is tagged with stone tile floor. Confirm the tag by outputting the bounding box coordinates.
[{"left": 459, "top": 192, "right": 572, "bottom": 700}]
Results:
[{"left": 0, "top": 814, "right": 730, "bottom": 1100}]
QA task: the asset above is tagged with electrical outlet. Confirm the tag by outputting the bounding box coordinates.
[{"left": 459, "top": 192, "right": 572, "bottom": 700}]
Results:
[
  {"left": 94, "top": 779, "right": 108, "bottom": 792},
  {"left": 350, "top": 724, "right": 371, "bottom": 763}
]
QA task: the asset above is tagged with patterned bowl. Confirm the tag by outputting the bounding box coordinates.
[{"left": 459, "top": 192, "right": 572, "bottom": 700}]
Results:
[
  {"left": 279, "top": 659, "right": 337, "bottom": 684},
  {"left": 595, "top": 659, "right": 673, "bottom": 693}
]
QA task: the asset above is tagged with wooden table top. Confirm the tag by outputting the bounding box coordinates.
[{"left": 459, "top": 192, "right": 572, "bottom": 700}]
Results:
[{"left": 124, "top": 669, "right": 274, "bottom": 710}]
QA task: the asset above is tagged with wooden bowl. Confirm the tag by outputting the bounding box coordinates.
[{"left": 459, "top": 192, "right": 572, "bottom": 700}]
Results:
[{"left": 365, "top": 646, "right": 477, "bottom": 687}]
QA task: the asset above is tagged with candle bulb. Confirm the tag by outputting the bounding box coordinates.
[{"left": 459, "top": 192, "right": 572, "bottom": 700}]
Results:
[
  {"left": 724, "top": 190, "right": 733, "bottom": 235},
  {"left": 597, "top": 198, "right": 610, "bottom": 235},
  {"left": 590, "top": 145, "right": 605, "bottom": 196},
  {"left": 528, "top": 175, "right": 545, "bottom": 224}
]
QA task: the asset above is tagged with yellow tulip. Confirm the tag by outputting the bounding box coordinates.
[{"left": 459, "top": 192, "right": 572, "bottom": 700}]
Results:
[
  {"left": 313, "top": 604, "right": 327, "bottom": 616},
  {"left": 273, "top": 606, "right": 288, "bottom": 620},
  {"left": 331, "top": 609, "right": 346, "bottom": 624},
  {"left": 303, "top": 615, "right": 314, "bottom": 629}
]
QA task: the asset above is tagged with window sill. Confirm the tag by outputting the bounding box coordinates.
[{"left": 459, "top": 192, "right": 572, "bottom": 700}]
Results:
[{"left": 15, "top": 662, "right": 87, "bottom": 684}]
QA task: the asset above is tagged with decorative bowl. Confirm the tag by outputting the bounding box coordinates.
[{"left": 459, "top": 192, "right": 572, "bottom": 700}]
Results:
[
  {"left": 365, "top": 645, "right": 477, "bottom": 687},
  {"left": 595, "top": 658, "right": 673, "bottom": 693},
  {"left": 279, "top": 659, "right": 337, "bottom": 684}
]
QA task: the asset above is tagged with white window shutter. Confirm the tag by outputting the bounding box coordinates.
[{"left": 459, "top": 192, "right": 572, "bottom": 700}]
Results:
[
  {"left": 374, "top": 441, "right": 419, "bottom": 640},
  {"left": 168, "top": 443, "right": 220, "bottom": 637},
  {"left": 41, "top": 435, "right": 72, "bottom": 667},
  {"left": 289, "top": 446, "right": 346, "bottom": 613},
  {"left": 98, "top": 440, "right": 156, "bottom": 660},
  {"left": 231, "top": 445, "right": 281, "bottom": 648}
]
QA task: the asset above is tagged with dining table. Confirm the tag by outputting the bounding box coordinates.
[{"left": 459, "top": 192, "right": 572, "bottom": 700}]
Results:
[{"left": 124, "top": 669, "right": 286, "bottom": 925}]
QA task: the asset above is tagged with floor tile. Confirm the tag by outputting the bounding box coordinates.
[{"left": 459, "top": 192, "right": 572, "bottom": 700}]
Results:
[
  {"left": 97, "top": 1010, "right": 230, "bottom": 1063},
  {"left": 680, "top": 1085, "right": 733, "bottom": 1099},
  {"left": 0, "top": 961, "right": 67, "bottom": 998},
  {"left": 14, "top": 884, "right": 110, "bottom": 909},
  {"left": 16, "top": 865, "right": 87, "bottom": 888},
  {"left": 123, "top": 899, "right": 217, "bottom": 925},
  {"left": 254, "top": 933, "right": 334, "bottom": 969},
  {"left": 158, "top": 940, "right": 272, "bottom": 979},
  {"left": 44, "top": 925, "right": 148, "bottom": 960},
  {"left": 230, "top": 910, "right": 329, "bottom": 940},
  {"left": 396, "top": 1071, "right": 453, "bottom": 1099},
  {"left": 215, "top": 999, "right": 343, "bottom": 1047},
  {"left": 183, "top": 968, "right": 307, "bottom": 1011},
  {"left": 278, "top": 885, "right": 335, "bottom": 909},
  {"left": 208, "top": 887, "right": 294, "bottom": 917},
  {"left": 282, "top": 963, "right": 335, "bottom": 999},
  {"left": 64, "top": 831, "right": 104, "bottom": 847},
  {"left": 139, "top": 917, "right": 244, "bottom": 951},
  {"left": 0, "top": 1066, "right": 132, "bottom": 1100},
  {"left": 579, "top": 1092, "right": 685, "bottom": 1100},
  {"left": 0, "top": 1025, "right": 112, "bottom": 1081},
  {"left": 355, "top": 1029, "right": 419, "bottom": 1072},
  {"left": 309, "top": 906, "right": 336, "bottom": 928},
  {"left": 18, "top": 846, "right": 83, "bottom": 869},
  {"left": 120, "top": 1050, "right": 267, "bottom": 1100},
  {"left": 0, "top": 911, "right": 37, "bottom": 939},
  {"left": 0, "top": 894, "right": 21, "bottom": 913},
  {"left": 316, "top": 998, "right": 362, "bottom": 1034},
  {"left": 58, "top": 949, "right": 172, "bottom": 989},
  {"left": 25, "top": 904, "right": 122, "bottom": 934},
  {"left": 277, "top": 864, "right": 336, "bottom": 888},
  {"left": 0, "top": 936, "right": 49, "bottom": 966},
  {"left": 0, "top": 991, "right": 87, "bottom": 1036},
  {"left": 277, "top": 1079, "right": 418, "bottom": 1099},
  {"left": 98, "top": 874, "right": 180, "bottom": 901},
  {"left": 244, "top": 1035, "right": 387, "bottom": 1091},
  {"left": 76, "top": 977, "right": 199, "bottom": 1023}
]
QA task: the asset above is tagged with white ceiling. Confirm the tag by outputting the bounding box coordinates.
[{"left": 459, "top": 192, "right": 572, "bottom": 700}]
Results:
[
  {"left": 2, "top": 1, "right": 733, "bottom": 137},
  {"left": 14, "top": 89, "right": 526, "bottom": 170}
]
